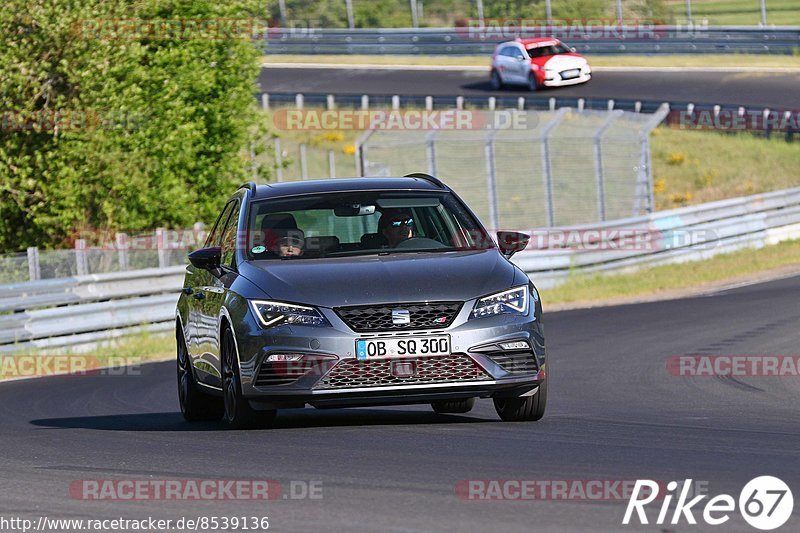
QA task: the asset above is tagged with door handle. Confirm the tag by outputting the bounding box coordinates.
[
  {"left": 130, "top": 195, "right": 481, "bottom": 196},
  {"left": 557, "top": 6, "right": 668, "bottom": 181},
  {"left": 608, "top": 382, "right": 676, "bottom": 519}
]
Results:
[{"left": 192, "top": 291, "right": 206, "bottom": 301}]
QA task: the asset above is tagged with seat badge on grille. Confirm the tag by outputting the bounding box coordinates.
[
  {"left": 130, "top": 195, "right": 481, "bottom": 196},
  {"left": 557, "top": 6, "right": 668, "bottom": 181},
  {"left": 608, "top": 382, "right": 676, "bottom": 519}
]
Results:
[{"left": 391, "top": 309, "right": 411, "bottom": 325}]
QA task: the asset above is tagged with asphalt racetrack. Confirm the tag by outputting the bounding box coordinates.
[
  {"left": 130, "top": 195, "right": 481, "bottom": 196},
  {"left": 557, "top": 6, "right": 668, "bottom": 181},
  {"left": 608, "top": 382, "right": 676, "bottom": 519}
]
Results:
[
  {"left": 259, "top": 65, "right": 800, "bottom": 109},
  {"left": 3, "top": 274, "right": 799, "bottom": 531}
]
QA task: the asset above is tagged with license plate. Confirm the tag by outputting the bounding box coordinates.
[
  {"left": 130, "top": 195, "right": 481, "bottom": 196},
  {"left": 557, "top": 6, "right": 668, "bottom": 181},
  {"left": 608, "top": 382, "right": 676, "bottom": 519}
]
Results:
[
  {"left": 356, "top": 335, "right": 450, "bottom": 360},
  {"left": 561, "top": 69, "right": 580, "bottom": 79}
]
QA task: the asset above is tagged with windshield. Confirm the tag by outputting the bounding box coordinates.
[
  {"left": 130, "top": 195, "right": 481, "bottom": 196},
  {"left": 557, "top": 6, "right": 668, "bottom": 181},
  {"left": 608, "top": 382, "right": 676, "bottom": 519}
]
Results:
[
  {"left": 246, "top": 191, "right": 493, "bottom": 260},
  {"left": 527, "top": 43, "right": 572, "bottom": 58}
]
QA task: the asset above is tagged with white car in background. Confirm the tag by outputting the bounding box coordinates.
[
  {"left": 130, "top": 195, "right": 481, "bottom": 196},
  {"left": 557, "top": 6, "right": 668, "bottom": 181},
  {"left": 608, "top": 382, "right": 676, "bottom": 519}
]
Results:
[{"left": 490, "top": 37, "right": 592, "bottom": 91}]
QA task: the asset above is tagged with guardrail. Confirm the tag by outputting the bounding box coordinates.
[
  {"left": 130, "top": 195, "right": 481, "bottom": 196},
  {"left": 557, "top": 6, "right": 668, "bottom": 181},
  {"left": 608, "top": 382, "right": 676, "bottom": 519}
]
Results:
[
  {"left": 265, "top": 26, "right": 800, "bottom": 55},
  {"left": 0, "top": 267, "right": 184, "bottom": 353},
  {"left": 2, "top": 187, "right": 799, "bottom": 351},
  {"left": 514, "top": 186, "right": 800, "bottom": 287}
]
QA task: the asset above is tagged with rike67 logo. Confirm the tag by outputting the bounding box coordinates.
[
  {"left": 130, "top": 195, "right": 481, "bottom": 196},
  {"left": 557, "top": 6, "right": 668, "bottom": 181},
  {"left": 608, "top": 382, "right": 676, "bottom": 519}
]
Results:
[{"left": 623, "top": 477, "right": 793, "bottom": 530}]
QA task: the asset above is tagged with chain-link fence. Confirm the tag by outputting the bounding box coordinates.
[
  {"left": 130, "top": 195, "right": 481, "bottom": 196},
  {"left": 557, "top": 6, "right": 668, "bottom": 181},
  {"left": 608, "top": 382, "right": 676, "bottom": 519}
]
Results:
[
  {"left": 0, "top": 225, "right": 206, "bottom": 284},
  {"left": 357, "top": 106, "right": 668, "bottom": 229}
]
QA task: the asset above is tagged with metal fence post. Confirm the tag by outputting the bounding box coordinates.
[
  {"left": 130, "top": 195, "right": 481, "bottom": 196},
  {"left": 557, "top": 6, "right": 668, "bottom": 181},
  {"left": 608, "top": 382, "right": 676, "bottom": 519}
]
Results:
[
  {"left": 636, "top": 103, "right": 670, "bottom": 214},
  {"left": 484, "top": 130, "right": 500, "bottom": 231},
  {"left": 75, "top": 239, "right": 88, "bottom": 276},
  {"left": 425, "top": 131, "right": 438, "bottom": 176},
  {"left": 116, "top": 233, "right": 129, "bottom": 271},
  {"left": 410, "top": 0, "right": 419, "bottom": 28},
  {"left": 193, "top": 222, "right": 206, "bottom": 247},
  {"left": 685, "top": 0, "right": 693, "bottom": 24},
  {"left": 261, "top": 93, "right": 269, "bottom": 110},
  {"left": 295, "top": 93, "right": 304, "bottom": 109},
  {"left": 299, "top": 143, "right": 309, "bottom": 180},
  {"left": 760, "top": 0, "right": 768, "bottom": 26},
  {"left": 545, "top": 0, "right": 552, "bottom": 23},
  {"left": 540, "top": 108, "right": 570, "bottom": 227},
  {"left": 476, "top": 0, "right": 485, "bottom": 25},
  {"left": 592, "top": 110, "right": 623, "bottom": 222},
  {"left": 346, "top": 0, "right": 355, "bottom": 29},
  {"left": 274, "top": 138, "right": 283, "bottom": 182},
  {"left": 156, "top": 228, "right": 167, "bottom": 269},
  {"left": 249, "top": 141, "right": 257, "bottom": 180},
  {"left": 328, "top": 149, "right": 336, "bottom": 178},
  {"left": 354, "top": 127, "right": 376, "bottom": 177},
  {"left": 27, "top": 247, "right": 40, "bottom": 281},
  {"left": 278, "top": 0, "right": 287, "bottom": 26}
]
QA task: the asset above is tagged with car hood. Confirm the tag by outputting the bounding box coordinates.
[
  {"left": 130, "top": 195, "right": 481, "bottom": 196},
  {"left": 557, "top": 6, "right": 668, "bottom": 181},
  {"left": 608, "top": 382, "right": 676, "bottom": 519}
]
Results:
[
  {"left": 239, "top": 249, "right": 516, "bottom": 308},
  {"left": 536, "top": 53, "right": 587, "bottom": 70}
]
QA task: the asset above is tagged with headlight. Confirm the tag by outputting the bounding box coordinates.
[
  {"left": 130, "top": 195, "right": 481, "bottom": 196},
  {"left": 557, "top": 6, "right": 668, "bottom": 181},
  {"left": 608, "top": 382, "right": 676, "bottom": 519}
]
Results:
[
  {"left": 250, "top": 300, "right": 330, "bottom": 328},
  {"left": 471, "top": 286, "right": 529, "bottom": 319}
]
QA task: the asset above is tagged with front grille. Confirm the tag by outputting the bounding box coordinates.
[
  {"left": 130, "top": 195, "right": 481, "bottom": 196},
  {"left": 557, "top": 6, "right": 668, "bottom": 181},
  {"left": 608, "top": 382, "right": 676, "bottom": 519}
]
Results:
[
  {"left": 335, "top": 302, "right": 462, "bottom": 332},
  {"left": 486, "top": 351, "right": 539, "bottom": 374},
  {"left": 313, "top": 354, "right": 490, "bottom": 390}
]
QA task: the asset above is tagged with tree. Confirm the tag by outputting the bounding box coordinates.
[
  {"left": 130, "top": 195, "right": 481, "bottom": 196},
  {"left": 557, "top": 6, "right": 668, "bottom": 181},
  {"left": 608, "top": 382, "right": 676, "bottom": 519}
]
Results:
[{"left": 0, "top": 0, "right": 268, "bottom": 251}]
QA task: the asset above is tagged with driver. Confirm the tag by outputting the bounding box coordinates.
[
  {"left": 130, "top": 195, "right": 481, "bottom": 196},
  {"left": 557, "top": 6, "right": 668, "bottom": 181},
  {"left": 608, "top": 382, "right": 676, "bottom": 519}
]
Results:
[{"left": 378, "top": 210, "right": 415, "bottom": 248}]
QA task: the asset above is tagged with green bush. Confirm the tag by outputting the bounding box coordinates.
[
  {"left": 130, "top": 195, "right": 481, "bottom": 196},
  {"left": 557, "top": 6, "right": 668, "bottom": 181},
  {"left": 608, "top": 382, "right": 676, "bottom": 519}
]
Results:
[{"left": 0, "top": 0, "right": 269, "bottom": 252}]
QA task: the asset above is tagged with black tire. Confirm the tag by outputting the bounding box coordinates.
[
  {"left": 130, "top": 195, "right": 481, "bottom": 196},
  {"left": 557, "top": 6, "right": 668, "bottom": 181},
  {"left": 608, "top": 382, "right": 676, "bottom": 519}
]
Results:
[
  {"left": 527, "top": 72, "right": 539, "bottom": 92},
  {"left": 493, "top": 378, "right": 547, "bottom": 422},
  {"left": 490, "top": 70, "right": 503, "bottom": 90},
  {"left": 177, "top": 324, "right": 223, "bottom": 422},
  {"left": 431, "top": 397, "right": 476, "bottom": 414},
  {"left": 221, "top": 325, "right": 277, "bottom": 429}
]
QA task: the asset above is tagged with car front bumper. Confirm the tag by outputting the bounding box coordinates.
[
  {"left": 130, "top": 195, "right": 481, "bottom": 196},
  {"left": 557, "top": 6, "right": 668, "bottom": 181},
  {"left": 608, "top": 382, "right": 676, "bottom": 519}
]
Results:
[{"left": 234, "top": 303, "right": 546, "bottom": 409}]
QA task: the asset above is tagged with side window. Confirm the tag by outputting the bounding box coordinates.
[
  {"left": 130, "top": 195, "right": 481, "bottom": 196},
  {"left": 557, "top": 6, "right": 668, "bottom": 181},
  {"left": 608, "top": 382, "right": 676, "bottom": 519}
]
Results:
[
  {"left": 205, "top": 201, "right": 235, "bottom": 248},
  {"left": 512, "top": 47, "right": 525, "bottom": 59},
  {"left": 220, "top": 200, "right": 241, "bottom": 268},
  {"left": 498, "top": 46, "right": 510, "bottom": 57}
]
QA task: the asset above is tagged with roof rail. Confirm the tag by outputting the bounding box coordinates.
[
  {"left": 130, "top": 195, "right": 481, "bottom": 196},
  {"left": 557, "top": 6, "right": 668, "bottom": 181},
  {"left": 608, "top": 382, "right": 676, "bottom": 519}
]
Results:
[
  {"left": 239, "top": 181, "right": 257, "bottom": 194},
  {"left": 403, "top": 172, "right": 446, "bottom": 189}
]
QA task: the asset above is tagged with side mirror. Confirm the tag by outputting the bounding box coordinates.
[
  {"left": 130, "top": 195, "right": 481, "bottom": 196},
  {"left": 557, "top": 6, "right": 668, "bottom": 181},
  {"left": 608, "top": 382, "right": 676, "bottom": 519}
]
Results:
[
  {"left": 570, "top": 47, "right": 577, "bottom": 53},
  {"left": 496, "top": 231, "right": 530, "bottom": 258},
  {"left": 188, "top": 246, "right": 222, "bottom": 271}
]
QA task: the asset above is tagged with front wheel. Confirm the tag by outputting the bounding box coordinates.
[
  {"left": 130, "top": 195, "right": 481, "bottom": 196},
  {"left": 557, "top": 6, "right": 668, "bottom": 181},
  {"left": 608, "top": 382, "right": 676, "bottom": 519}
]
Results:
[
  {"left": 490, "top": 70, "right": 503, "bottom": 90},
  {"left": 493, "top": 378, "right": 547, "bottom": 421},
  {"left": 527, "top": 73, "right": 539, "bottom": 92},
  {"left": 177, "top": 324, "right": 223, "bottom": 422},
  {"left": 221, "top": 325, "right": 277, "bottom": 429}
]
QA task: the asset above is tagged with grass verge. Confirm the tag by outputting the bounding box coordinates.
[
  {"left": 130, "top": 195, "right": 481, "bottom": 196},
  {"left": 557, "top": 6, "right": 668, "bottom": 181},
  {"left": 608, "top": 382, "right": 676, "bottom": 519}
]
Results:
[
  {"left": 541, "top": 238, "right": 800, "bottom": 306},
  {"left": 1, "top": 330, "right": 174, "bottom": 381},
  {"left": 651, "top": 127, "right": 800, "bottom": 210},
  {"left": 262, "top": 54, "right": 800, "bottom": 69}
]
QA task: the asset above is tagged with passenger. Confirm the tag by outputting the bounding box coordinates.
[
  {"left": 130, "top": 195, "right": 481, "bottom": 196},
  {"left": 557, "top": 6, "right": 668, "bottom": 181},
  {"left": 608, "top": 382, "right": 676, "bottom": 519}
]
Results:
[{"left": 378, "top": 211, "right": 415, "bottom": 248}]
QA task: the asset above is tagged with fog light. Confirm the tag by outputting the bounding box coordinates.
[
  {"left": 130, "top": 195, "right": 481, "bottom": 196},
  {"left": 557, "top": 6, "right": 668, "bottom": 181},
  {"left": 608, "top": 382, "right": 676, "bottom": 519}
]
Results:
[
  {"left": 499, "top": 341, "right": 530, "bottom": 351},
  {"left": 267, "top": 354, "right": 304, "bottom": 362}
]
